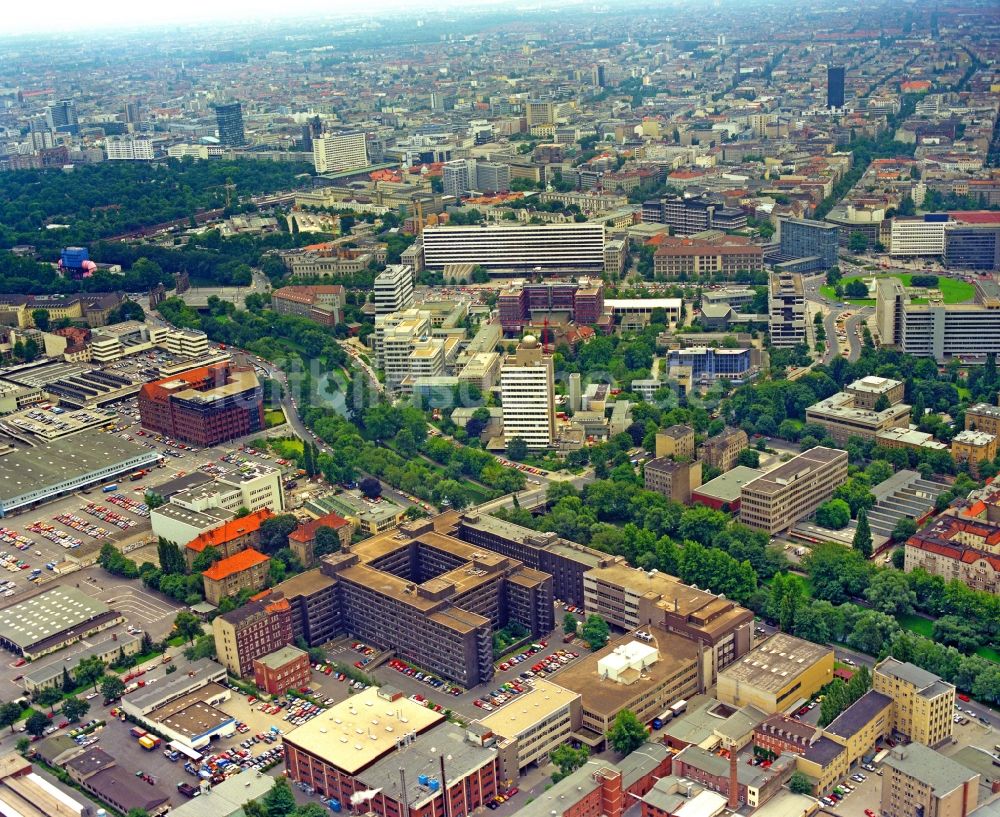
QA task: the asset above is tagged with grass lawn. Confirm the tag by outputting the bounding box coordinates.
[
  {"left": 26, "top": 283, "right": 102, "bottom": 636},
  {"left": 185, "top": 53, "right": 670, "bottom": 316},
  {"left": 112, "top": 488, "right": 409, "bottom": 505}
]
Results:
[
  {"left": 264, "top": 409, "right": 286, "bottom": 428},
  {"left": 897, "top": 613, "right": 934, "bottom": 638},
  {"left": 820, "top": 273, "right": 975, "bottom": 305},
  {"left": 977, "top": 646, "right": 1000, "bottom": 663}
]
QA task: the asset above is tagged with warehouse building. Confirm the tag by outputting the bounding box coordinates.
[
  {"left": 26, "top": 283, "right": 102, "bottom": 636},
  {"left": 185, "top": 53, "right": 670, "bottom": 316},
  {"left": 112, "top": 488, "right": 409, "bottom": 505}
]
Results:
[
  {"left": 0, "top": 431, "right": 159, "bottom": 517},
  {"left": 0, "top": 752, "right": 88, "bottom": 817},
  {"left": 717, "top": 633, "right": 834, "bottom": 714},
  {"left": 0, "top": 585, "right": 123, "bottom": 659}
]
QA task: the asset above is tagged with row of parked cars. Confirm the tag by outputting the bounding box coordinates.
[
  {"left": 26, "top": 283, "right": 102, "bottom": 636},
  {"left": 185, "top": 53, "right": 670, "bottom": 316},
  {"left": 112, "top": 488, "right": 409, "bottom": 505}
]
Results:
[
  {"left": 387, "top": 658, "right": 463, "bottom": 696},
  {"left": 496, "top": 641, "right": 548, "bottom": 672}
]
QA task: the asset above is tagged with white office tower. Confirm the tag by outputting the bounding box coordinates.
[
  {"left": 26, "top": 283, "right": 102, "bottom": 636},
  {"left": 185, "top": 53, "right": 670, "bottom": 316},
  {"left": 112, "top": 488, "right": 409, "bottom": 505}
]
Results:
[
  {"left": 105, "top": 136, "right": 154, "bottom": 160},
  {"left": 501, "top": 336, "right": 555, "bottom": 450},
  {"left": 313, "top": 131, "right": 368, "bottom": 173},
  {"left": 374, "top": 264, "right": 414, "bottom": 316}
]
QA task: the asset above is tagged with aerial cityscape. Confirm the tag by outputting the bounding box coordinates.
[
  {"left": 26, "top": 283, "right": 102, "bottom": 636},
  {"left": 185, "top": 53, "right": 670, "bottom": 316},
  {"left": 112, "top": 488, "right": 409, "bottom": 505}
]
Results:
[{"left": 0, "top": 2, "right": 998, "bottom": 817}]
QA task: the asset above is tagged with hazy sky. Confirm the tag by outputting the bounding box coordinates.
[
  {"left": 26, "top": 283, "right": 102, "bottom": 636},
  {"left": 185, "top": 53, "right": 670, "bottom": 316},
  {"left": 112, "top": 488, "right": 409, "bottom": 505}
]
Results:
[{"left": 0, "top": 0, "right": 536, "bottom": 36}]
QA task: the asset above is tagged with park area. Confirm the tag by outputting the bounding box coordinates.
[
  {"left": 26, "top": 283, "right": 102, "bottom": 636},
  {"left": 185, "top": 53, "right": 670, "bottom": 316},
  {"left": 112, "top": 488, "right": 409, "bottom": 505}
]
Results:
[{"left": 820, "top": 272, "right": 976, "bottom": 306}]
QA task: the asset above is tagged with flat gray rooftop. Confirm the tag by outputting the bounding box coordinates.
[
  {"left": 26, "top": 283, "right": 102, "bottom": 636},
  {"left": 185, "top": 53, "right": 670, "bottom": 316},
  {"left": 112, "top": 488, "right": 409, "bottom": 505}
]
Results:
[
  {"left": 0, "top": 586, "right": 112, "bottom": 651},
  {"left": 0, "top": 430, "right": 155, "bottom": 504}
]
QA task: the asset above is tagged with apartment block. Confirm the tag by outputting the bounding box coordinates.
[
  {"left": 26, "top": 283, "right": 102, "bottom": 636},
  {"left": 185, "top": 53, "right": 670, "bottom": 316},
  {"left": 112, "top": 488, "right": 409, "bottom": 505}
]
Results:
[
  {"left": 951, "top": 430, "right": 997, "bottom": 477},
  {"left": 768, "top": 272, "right": 806, "bottom": 348},
  {"left": 652, "top": 235, "right": 763, "bottom": 278},
  {"left": 313, "top": 131, "right": 368, "bottom": 174},
  {"left": 904, "top": 514, "right": 1000, "bottom": 596},
  {"left": 717, "top": 633, "right": 834, "bottom": 714},
  {"left": 373, "top": 264, "right": 414, "bottom": 316},
  {"left": 700, "top": 427, "right": 749, "bottom": 472},
  {"left": 266, "top": 572, "right": 342, "bottom": 648},
  {"left": 873, "top": 657, "right": 956, "bottom": 747},
  {"left": 213, "top": 597, "right": 294, "bottom": 677},
  {"left": 501, "top": 336, "right": 555, "bottom": 449},
  {"left": 201, "top": 548, "right": 270, "bottom": 606},
  {"left": 966, "top": 402, "right": 1000, "bottom": 436},
  {"left": 644, "top": 457, "right": 702, "bottom": 504},
  {"left": 881, "top": 744, "right": 979, "bottom": 817},
  {"left": 655, "top": 424, "right": 695, "bottom": 460},
  {"left": 583, "top": 560, "right": 754, "bottom": 683},
  {"left": 740, "top": 447, "right": 849, "bottom": 535},
  {"left": 252, "top": 645, "right": 311, "bottom": 696}
]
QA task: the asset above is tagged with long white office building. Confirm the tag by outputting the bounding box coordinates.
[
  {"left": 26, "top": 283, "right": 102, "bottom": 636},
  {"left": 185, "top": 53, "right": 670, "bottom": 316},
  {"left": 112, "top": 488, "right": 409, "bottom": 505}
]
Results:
[
  {"left": 421, "top": 223, "right": 605, "bottom": 272},
  {"left": 889, "top": 218, "right": 948, "bottom": 256},
  {"left": 313, "top": 132, "right": 368, "bottom": 174}
]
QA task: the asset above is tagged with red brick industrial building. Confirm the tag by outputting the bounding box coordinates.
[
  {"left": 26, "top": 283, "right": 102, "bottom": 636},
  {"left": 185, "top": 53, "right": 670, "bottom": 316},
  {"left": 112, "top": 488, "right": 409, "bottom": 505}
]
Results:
[{"left": 253, "top": 645, "right": 311, "bottom": 695}]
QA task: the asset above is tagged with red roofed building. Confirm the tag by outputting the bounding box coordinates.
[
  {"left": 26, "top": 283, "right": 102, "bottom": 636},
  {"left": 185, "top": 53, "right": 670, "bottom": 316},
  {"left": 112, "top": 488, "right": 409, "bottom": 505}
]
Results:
[
  {"left": 288, "top": 512, "right": 352, "bottom": 567},
  {"left": 904, "top": 514, "right": 1000, "bottom": 595},
  {"left": 202, "top": 548, "right": 271, "bottom": 606},
  {"left": 653, "top": 235, "right": 763, "bottom": 278},
  {"left": 184, "top": 508, "right": 273, "bottom": 569},
  {"left": 138, "top": 362, "right": 264, "bottom": 446},
  {"left": 271, "top": 285, "right": 345, "bottom": 327}
]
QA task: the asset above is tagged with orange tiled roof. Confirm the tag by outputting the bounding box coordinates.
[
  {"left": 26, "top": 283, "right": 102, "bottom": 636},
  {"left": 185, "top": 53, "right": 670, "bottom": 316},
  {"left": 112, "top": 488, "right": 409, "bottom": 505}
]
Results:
[
  {"left": 202, "top": 548, "right": 269, "bottom": 581},
  {"left": 289, "top": 512, "right": 351, "bottom": 543},
  {"left": 187, "top": 509, "right": 274, "bottom": 553}
]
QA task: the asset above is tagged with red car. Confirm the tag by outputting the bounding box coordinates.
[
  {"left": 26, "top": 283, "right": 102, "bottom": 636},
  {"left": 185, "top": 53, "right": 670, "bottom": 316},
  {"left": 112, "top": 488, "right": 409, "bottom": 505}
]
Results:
[{"left": 957, "top": 693, "right": 971, "bottom": 702}]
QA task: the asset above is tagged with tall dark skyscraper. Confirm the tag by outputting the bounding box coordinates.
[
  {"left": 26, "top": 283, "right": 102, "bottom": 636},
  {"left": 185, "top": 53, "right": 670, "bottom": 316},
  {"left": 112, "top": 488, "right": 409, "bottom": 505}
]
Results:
[
  {"left": 215, "top": 101, "right": 246, "bottom": 146},
  {"left": 827, "top": 66, "right": 845, "bottom": 109}
]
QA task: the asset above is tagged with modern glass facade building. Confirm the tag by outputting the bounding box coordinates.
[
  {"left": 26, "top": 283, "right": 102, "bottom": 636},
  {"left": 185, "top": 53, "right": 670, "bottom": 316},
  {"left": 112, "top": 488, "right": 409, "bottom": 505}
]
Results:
[{"left": 214, "top": 102, "right": 245, "bottom": 146}]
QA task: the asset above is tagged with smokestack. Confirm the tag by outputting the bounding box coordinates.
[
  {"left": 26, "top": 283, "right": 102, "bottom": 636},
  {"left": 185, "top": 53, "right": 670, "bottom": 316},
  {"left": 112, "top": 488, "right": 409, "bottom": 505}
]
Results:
[{"left": 728, "top": 747, "right": 739, "bottom": 809}]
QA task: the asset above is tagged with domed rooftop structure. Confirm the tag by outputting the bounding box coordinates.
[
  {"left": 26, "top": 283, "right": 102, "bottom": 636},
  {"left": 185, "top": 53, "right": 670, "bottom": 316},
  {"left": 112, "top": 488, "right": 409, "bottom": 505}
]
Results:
[{"left": 521, "top": 335, "right": 538, "bottom": 348}]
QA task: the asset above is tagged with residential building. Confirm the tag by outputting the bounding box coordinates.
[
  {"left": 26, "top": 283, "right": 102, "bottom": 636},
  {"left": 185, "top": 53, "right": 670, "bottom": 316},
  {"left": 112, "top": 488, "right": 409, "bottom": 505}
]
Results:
[
  {"left": 421, "top": 223, "right": 605, "bottom": 272},
  {"left": 184, "top": 508, "right": 272, "bottom": 569},
  {"left": 966, "top": 403, "right": 1000, "bottom": 436},
  {"left": 655, "top": 425, "right": 695, "bottom": 460},
  {"left": 214, "top": 102, "right": 245, "bottom": 147},
  {"left": 904, "top": 515, "right": 1000, "bottom": 596},
  {"left": 805, "top": 379, "right": 911, "bottom": 444},
  {"left": 951, "top": 430, "right": 997, "bottom": 477},
  {"left": 283, "top": 686, "right": 499, "bottom": 817},
  {"left": 201, "top": 548, "right": 270, "bottom": 606},
  {"left": 700, "top": 427, "right": 750, "bottom": 472},
  {"left": 212, "top": 596, "right": 294, "bottom": 677},
  {"left": 287, "top": 512, "right": 352, "bottom": 568},
  {"left": 313, "top": 131, "right": 368, "bottom": 173},
  {"left": 553, "top": 628, "right": 702, "bottom": 750},
  {"left": 105, "top": 136, "right": 154, "bottom": 160},
  {"left": 874, "top": 657, "right": 956, "bottom": 747},
  {"left": 890, "top": 217, "right": 948, "bottom": 256},
  {"left": 740, "top": 447, "right": 849, "bottom": 535},
  {"left": 823, "top": 690, "right": 893, "bottom": 769},
  {"left": 644, "top": 457, "right": 703, "bottom": 504},
  {"left": 652, "top": 235, "right": 763, "bottom": 278},
  {"left": 717, "top": 633, "right": 834, "bottom": 714},
  {"left": 271, "top": 285, "right": 345, "bottom": 326},
  {"left": 373, "top": 264, "right": 414, "bottom": 316},
  {"left": 692, "top": 466, "right": 764, "bottom": 512},
  {"left": 875, "top": 277, "right": 1000, "bottom": 361},
  {"left": 252, "top": 645, "right": 311, "bottom": 696},
  {"left": 442, "top": 159, "right": 511, "bottom": 197},
  {"left": 501, "top": 335, "right": 555, "bottom": 449},
  {"left": 138, "top": 362, "right": 264, "bottom": 446},
  {"left": 476, "top": 678, "right": 580, "bottom": 780},
  {"left": 313, "top": 514, "right": 553, "bottom": 688},
  {"left": 768, "top": 272, "right": 806, "bottom": 348},
  {"left": 881, "top": 744, "right": 980, "bottom": 817},
  {"left": 779, "top": 218, "right": 840, "bottom": 271},
  {"left": 583, "top": 560, "right": 754, "bottom": 682}
]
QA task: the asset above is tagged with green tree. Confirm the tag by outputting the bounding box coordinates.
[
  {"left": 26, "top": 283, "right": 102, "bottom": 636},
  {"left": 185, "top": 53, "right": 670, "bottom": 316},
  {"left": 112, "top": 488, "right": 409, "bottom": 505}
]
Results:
[
  {"left": 62, "top": 696, "right": 90, "bottom": 723},
  {"left": 192, "top": 546, "right": 222, "bottom": 572},
  {"left": 789, "top": 771, "right": 814, "bottom": 795},
  {"left": 550, "top": 743, "right": 590, "bottom": 782},
  {"left": 606, "top": 709, "right": 648, "bottom": 755},
  {"left": 62, "top": 666, "right": 74, "bottom": 694},
  {"left": 75, "top": 656, "right": 106, "bottom": 692},
  {"left": 864, "top": 571, "right": 917, "bottom": 616},
  {"left": 0, "top": 701, "right": 22, "bottom": 733},
  {"left": 25, "top": 711, "right": 49, "bottom": 738},
  {"left": 562, "top": 612, "right": 578, "bottom": 636},
  {"left": 15, "top": 737, "right": 29, "bottom": 756},
  {"left": 242, "top": 801, "right": 269, "bottom": 817},
  {"left": 506, "top": 436, "right": 529, "bottom": 461},
  {"left": 126, "top": 810, "right": 151, "bottom": 817},
  {"left": 891, "top": 517, "right": 917, "bottom": 543},
  {"left": 31, "top": 309, "right": 50, "bottom": 331},
  {"left": 853, "top": 509, "right": 873, "bottom": 559},
  {"left": 36, "top": 686, "right": 62, "bottom": 714},
  {"left": 100, "top": 675, "right": 125, "bottom": 702},
  {"left": 816, "top": 499, "right": 851, "bottom": 530},
  {"left": 157, "top": 538, "right": 187, "bottom": 575},
  {"left": 263, "top": 775, "right": 297, "bottom": 817},
  {"left": 314, "top": 526, "right": 341, "bottom": 558},
  {"left": 736, "top": 448, "right": 761, "bottom": 468},
  {"left": 581, "top": 614, "right": 610, "bottom": 650},
  {"left": 848, "top": 232, "right": 869, "bottom": 254},
  {"left": 144, "top": 492, "right": 165, "bottom": 509},
  {"left": 173, "top": 611, "right": 203, "bottom": 644}
]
